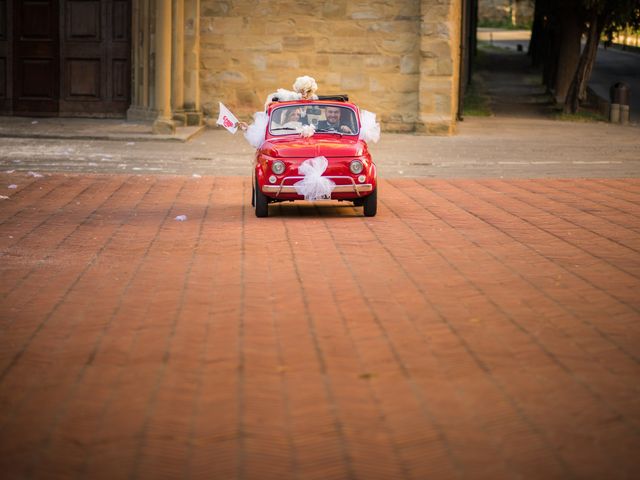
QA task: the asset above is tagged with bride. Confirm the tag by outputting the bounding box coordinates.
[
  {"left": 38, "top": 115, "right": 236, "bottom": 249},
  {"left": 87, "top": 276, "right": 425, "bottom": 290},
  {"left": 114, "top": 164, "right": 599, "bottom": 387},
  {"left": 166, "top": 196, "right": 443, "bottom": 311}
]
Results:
[{"left": 276, "top": 107, "right": 303, "bottom": 130}]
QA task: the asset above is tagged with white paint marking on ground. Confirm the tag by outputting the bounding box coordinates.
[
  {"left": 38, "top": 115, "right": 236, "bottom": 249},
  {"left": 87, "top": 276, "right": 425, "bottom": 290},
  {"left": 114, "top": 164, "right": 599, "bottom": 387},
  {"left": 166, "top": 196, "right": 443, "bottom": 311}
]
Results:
[{"left": 572, "top": 160, "right": 620, "bottom": 164}]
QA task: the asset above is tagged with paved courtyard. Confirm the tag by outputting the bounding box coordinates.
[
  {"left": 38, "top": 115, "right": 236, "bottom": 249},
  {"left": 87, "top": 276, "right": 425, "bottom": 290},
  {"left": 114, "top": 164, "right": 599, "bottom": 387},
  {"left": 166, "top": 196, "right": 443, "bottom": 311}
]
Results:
[{"left": 1, "top": 172, "right": 639, "bottom": 479}]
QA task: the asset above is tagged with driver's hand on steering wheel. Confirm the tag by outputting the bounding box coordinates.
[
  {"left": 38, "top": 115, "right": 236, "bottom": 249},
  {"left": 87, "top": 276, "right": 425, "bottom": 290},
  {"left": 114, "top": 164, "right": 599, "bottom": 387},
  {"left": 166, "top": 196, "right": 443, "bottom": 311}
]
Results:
[{"left": 339, "top": 125, "right": 353, "bottom": 134}]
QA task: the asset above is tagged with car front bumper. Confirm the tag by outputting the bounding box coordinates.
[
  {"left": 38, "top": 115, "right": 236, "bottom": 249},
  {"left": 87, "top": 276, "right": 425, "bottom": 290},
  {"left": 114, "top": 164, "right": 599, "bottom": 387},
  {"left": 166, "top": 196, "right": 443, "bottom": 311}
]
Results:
[{"left": 261, "top": 176, "right": 373, "bottom": 198}]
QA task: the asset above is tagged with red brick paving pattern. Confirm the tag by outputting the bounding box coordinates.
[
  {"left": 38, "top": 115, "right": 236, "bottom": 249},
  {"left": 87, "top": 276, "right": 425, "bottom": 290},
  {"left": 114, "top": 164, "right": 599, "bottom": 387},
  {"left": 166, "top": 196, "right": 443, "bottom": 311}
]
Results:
[{"left": 1, "top": 174, "right": 639, "bottom": 480}]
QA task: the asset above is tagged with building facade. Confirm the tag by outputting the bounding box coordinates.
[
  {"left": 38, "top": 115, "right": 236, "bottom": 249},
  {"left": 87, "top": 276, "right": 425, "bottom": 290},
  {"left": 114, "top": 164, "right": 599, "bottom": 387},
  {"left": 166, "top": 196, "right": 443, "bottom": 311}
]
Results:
[{"left": 0, "top": 0, "right": 473, "bottom": 135}]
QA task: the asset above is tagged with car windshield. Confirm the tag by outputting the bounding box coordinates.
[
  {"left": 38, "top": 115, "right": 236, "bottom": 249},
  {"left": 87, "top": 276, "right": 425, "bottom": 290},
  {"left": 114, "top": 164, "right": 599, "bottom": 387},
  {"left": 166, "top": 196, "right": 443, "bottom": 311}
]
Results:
[{"left": 269, "top": 104, "right": 359, "bottom": 136}]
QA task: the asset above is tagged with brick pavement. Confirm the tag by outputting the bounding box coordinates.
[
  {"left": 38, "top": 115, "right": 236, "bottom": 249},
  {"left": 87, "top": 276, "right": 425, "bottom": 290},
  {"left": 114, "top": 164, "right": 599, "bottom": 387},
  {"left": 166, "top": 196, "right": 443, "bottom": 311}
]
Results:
[{"left": 1, "top": 172, "right": 639, "bottom": 479}]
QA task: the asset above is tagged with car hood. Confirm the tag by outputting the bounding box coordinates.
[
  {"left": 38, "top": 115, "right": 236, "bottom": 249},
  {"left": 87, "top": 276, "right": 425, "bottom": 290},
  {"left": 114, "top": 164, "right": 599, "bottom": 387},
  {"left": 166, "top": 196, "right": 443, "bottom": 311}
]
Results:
[{"left": 260, "top": 137, "right": 367, "bottom": 158}]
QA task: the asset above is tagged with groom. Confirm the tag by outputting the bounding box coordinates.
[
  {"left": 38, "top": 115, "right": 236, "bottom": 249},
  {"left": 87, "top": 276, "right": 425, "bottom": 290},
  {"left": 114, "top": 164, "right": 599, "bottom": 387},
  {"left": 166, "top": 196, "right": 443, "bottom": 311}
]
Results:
[{"left": 317, "top": 106, "right": 353, "bottom": 134}]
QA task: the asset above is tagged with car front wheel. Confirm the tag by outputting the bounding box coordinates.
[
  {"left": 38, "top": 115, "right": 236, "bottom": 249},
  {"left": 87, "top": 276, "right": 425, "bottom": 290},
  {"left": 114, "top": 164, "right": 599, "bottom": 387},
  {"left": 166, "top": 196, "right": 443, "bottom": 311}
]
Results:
[
  {"left": 362, "top": 188, "right": 377, "bottom": 217},
  {"left": 254, "top": 176, "right": 269, "bottom": 217}
]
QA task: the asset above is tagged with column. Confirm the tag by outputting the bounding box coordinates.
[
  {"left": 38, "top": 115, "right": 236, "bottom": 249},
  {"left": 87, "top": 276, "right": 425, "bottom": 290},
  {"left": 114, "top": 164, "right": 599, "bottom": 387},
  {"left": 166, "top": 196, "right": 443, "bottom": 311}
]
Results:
[
  {"left": 172, "top": 0, "right": 185, "bottom": 124},
  {"left": 152, "top": 0, "right": 176, "bottom": 134},
  {"left": 127, "top": 0, "right": 155, "bottom": 120},
  {"left": 184, "top": 0, "right": 202, "bottom": 125}
]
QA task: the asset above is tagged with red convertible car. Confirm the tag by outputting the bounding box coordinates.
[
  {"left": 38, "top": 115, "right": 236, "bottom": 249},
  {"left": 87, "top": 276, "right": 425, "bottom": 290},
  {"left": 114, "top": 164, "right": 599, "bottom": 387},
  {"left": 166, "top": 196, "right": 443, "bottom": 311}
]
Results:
[{"left": 251, "top": 97, "right": 377, "bottom": 217}]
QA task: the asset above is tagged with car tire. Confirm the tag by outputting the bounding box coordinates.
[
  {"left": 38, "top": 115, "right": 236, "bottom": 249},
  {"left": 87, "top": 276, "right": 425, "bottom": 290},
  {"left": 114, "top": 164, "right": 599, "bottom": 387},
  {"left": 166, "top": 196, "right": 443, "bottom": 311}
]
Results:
[
  {"left": 255, "top": 176, "right": 269, "bottom": 218},
  {"left": 362, "top": 188, "right": 377, "bottom": 217},
  {"left": 251, "top": 184, "right": 255, "bottom": 207}
]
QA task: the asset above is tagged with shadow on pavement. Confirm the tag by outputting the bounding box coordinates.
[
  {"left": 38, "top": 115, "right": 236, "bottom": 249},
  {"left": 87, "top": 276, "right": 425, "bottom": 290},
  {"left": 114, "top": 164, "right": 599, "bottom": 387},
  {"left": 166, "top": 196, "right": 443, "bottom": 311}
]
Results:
[{"left": 472, "top": 45, "right": 556, "bottom": 119}]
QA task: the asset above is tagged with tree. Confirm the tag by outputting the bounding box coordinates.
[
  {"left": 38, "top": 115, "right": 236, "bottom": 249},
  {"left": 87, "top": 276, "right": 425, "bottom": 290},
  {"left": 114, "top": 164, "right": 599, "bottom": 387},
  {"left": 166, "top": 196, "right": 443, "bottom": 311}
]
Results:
[
  {"left": 555, "top": 5, "right": 585, "bottom": 103},
  {"left": 528, "top": 0, "right": 583, "bottom": 99},
  {"left": 564, "top": 0, "right": 640, "bottom": 113},
  {"left": 528, "top": 0, "right": 640, "bottom": 113}
]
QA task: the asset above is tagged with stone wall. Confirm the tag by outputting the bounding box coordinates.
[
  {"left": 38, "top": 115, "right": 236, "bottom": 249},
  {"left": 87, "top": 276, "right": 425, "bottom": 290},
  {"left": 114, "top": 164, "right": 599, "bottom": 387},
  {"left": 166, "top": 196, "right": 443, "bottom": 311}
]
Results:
[{"left": 200, "top": 0, "right": 461, "bottom": 133}]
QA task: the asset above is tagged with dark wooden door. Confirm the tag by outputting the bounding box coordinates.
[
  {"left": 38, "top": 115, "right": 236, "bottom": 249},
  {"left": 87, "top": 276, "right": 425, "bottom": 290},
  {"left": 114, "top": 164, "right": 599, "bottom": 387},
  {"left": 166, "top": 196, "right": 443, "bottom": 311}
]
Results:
[
  {"left": 59, "top": 0, "right": 131, "bottom": 116},
  {"left": 5, "top": 0, "right": 130, "bottom": 117},
  {"left": 0, "top": 0, "right": 11, "bottom": 113},
  {"left": 12, "top": 0, "right": 60, "bottom": 115}
]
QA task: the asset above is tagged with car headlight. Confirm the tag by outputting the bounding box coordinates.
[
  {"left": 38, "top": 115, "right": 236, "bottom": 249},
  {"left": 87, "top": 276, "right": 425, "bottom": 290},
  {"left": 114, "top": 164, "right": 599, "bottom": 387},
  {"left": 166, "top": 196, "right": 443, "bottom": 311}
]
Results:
[
  {"left": 350, "top": 159, "right": 364, "bottom": 174},
  {"left": 272, "top": 160, "right": 285, "bottom": 175}
]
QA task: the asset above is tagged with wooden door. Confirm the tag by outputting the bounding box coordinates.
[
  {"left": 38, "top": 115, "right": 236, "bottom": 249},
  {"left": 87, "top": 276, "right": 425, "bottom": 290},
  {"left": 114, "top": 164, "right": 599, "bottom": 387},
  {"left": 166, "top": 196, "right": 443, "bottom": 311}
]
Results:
[
  {"left": 59, "top": 0, "right": 131, "bottom": 116},
  {"left": 5, "top": 0, "right": 131, "bottom": 117},
  {"left": 12, "top": 0, "right": 60, "bottom": 115},
  {"left": 0, "top": 0, "right": 10, "bottom": 113}
]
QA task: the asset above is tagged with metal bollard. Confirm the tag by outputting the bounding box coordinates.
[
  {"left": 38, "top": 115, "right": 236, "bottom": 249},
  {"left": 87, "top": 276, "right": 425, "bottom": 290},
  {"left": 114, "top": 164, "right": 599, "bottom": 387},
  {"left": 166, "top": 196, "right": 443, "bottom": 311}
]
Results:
[
  {"left": 620, "top": 105, "right": 630, "bottom": 125},
  {"left": 609, "top": 82, "right": 631, "bottom": 124},
  {"left": 610, "top": 103, "right": 620, "bottom": 123}
]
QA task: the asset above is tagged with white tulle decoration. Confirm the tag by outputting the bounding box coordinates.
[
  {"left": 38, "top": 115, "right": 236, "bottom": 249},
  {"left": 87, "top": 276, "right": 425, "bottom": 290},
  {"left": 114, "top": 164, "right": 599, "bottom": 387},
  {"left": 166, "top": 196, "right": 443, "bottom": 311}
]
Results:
[
  {"left": 358, "top": 110, "right": 381, "bottom": 144},
  {"left": 299, "top": 124, "right": 316, "bottom": 138},
  {"left": 264, "top": 89, "right": 302, "bottom": 109},
  {"left": 264, "top": 76, "right": 319, "bottom": 109},
  {"left": 244, "top": 111, "right": 268, "bottom": 148},
  {"left": 294, "top": 156, "right": 335, "bottom": 201}
]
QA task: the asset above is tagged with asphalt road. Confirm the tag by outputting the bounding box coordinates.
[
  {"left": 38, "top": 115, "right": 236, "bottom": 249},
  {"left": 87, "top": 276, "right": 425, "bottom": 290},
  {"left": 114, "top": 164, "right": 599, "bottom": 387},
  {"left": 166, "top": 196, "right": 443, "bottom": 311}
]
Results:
[
  {"left": 0, "top": 118, "right": 639, "bottom": 178},
  {"left": 591, "top": 47, "right": 640, "bottom": 122}
]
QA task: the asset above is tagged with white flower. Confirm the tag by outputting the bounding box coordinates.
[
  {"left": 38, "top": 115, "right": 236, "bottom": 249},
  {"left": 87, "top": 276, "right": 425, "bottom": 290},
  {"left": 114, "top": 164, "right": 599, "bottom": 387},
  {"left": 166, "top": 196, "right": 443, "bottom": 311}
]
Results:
[
  {"left": 293, "top": 76, "right": 318, "bottom": 99},
  {"left": 299, "top": 124, "right": 316, "bottom": 138}
]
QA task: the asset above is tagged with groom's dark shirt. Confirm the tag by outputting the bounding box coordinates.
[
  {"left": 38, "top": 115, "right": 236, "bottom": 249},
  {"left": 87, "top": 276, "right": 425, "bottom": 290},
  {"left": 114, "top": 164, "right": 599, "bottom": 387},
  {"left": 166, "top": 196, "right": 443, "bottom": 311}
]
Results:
[{"left": 317, "top": 120, "right": 346, "bottom": 132}]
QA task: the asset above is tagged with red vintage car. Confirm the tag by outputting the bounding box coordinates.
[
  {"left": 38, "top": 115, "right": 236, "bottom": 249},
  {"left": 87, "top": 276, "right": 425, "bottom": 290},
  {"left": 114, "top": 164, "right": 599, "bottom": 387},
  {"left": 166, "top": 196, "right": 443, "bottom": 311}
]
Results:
[{"left": 251, "top": 97, "right": 377, "bottom": 217}]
